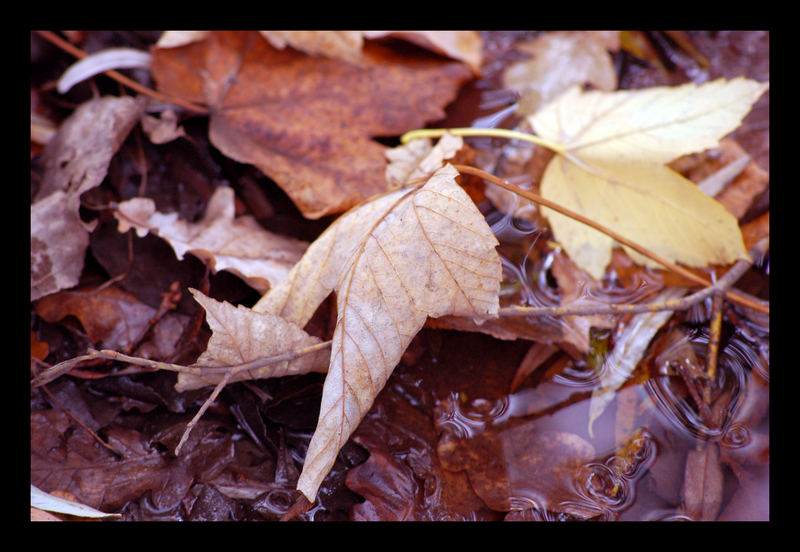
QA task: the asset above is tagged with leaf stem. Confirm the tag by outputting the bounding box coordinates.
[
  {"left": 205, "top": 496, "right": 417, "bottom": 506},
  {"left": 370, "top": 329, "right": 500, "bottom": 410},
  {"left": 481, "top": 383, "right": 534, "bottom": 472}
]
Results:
[
  {"left": 400, "top": 127, "right": 565, "bottom": 155},
  {"left": 454, "top": 164, "right": 769, "bottom": 315},
  {"left": 499, "top": 236, "right": 768, "bottom": 317}
]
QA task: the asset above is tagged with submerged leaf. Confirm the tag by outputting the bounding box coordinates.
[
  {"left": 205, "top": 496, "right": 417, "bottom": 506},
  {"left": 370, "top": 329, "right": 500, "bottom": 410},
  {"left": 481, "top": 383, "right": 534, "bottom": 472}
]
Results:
[{"left": 254, "top": 164, "right": 501, "bottom": 502}]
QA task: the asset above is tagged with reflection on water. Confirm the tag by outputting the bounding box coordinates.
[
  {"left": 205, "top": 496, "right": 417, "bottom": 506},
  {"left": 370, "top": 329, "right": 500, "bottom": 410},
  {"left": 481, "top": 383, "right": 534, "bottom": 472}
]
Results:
[{"left": 433, "top": 322, "right": 769, "bottom": 520}]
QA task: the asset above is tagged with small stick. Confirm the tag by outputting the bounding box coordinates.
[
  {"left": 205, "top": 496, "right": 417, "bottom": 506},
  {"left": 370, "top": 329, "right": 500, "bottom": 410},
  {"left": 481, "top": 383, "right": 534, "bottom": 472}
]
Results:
[
  {"left": 174, "top": 369, "right": 233, "bottom": 455},
  {"left": 38, "top": 383, "right": 122, "bottom": 457},
  {"left": 35, "top": 31, "right": 208, "bottom": 115},
  {"left": 401, "top": 127, "right": 565, "bottom": 155},
  {"left": 455, "top": 164, "right": 768, "bottom": 315},
  {"left": 706, "top": 292, "right": 724, "bottom": 383},
  {"left": 499, "top": 236, "right": 768, "bottom": 318},
  {"left": 30, "top": 341, "right": 332, "bottom": 388}
]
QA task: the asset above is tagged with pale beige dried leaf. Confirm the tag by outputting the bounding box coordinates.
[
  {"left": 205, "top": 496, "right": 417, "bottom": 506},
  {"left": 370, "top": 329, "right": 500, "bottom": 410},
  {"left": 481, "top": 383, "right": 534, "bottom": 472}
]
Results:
[
  {"left": 503, "top": 31, "right": 617, "bottom": 116},
  {"left": 156, "top": 31, "right": 211, "bottom": 48},
  {"left": 36, "top": 96, "right": 145, "bottom": 201},
  {"left": 385, "top": 133, "right": 463, "bottom": 187},
  {"left": 259, "top": 31, "right": 365, "bottom": 63},
  {"left": 175, "top": 289, "right": 328, "bottom": 392},
  {"left": 255, "top": 164, "right": 501, "bottom": 502},
  {"left": 364, "top": 31, "right": 483, "bottom": 74},
  {"left": 31, "top": 192, "right": 89, "bottom": 301},
  {"left": 140, "top": 110, "right": 186, "bottom": 144},
  {"left": 114, "top": 188, "right": 307, "bottom": 293},
  {"left": 31, "top": 96, "right": 142, "bottom": 300}
]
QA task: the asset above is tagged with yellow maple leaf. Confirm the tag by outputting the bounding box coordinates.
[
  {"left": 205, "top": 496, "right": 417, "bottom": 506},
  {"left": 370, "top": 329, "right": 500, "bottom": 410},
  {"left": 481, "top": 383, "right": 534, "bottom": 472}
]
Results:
[{"left": 528, "top": 77, "right": 768, "bottom": 279}]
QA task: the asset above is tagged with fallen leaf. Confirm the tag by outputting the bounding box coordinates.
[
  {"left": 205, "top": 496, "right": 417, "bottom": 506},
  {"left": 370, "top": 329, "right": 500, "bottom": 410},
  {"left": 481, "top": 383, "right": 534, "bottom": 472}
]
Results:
[
  {"left": 529, "top": 78, "right": 768, "bottom": 279},
  {"left": 31, "top": 96, "right": 144, "bottom": 300},
  {"left": 672, "top": 138, "right": 770, "bottom": 220},
  {"left": 503, "top": 31, "right": 617, "bottom": 116},
  {"left": 346, "top": 385, "right": 495, "bottom": 521},
  {"left": 259, "top": 30, "right": 365, "bottom": 63},
  {"left": 587, "top": 287, "right": 686, "bottom": 436},
  {"left": 140, "top": 109, "right": 186, "bottom": 144},
  {"left": 31, "top": 192, "right": 91, "bottom": 301},
  {"left": 35, "top": 95, "right": 145, "bottom": 201},
  {"left": 364, "top": 31, "right": 483, "bottom": 75},
  {"left": 56, "top": 47, "right": 152, "bottom": 94},
  {"left": 549, "top": 250, "right": 620, "bottom": 353},
  {"left": 253, "top": 164, "right": 501, "bottom": 502},
  {"left": 682, "top": 442, "right": 724, "bottom": 520},
  {"left": 150, "top": 31, "right": 472, "bottom": 218},
  {"left": 158, "top": 30, "right": 482, "bottom": 72},
  {"left": 175, "top": 289, "right": 328, "bottom": 392},
  {"left": 33, "top": 284, "right": 182, "bottom": 353},
  {"left": 385, "top": 132, "right": 463, "bottom": 187},
  {"left": 31, "top": 485, "right": 119, "bottom": 519},
  {"left": 114, "top": 187, "right": 307, "bottom": 293}
]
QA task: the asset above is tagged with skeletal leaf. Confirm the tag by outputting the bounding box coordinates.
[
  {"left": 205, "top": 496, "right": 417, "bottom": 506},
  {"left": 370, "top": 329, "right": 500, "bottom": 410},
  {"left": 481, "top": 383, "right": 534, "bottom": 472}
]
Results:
[
  {"left": 175, "top": 289, "right": 328, "bottom": 392},
  {"left": 529, "top": 78, "right": 768, "bottom": 279},
  {"left": 114, "top": 187, "right": 307, "bottom": 293},
  {"left": 254, "top": 164, "right": 501, "bottom": 502}
]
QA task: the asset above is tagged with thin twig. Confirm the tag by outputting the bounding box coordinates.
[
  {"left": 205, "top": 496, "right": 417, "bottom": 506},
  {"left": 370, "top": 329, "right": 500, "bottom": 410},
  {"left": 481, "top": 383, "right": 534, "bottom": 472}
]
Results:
[
  {"left": 706, "top": 292, "right": 724, "bottom": 383},
  {"left": 174, "top": 370, "right": 233, "bottom": 456},
  {"left": 38, "top": 383, "right": 122, "bottom": 457},
  {"left": 455, "top": 164, "right": 769, "bottom": 315},
  {"left": 31, "top": 341, "right": 333, "bottom": 388},
  {"left": 35, "top": 30, "right": 208, "bottom": 115},
  {"left": 499, "top": 237, "right": 768, "bottom": 318},
  {"left": 400, "top": 127, "right": 565, "bottom": 154}
]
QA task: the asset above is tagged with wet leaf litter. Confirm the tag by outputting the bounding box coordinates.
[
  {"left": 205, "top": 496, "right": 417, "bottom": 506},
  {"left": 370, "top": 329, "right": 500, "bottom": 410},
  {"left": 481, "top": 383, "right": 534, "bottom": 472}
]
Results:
[{"left": 31, "top": 31, "right": 768, "bottom": 521}]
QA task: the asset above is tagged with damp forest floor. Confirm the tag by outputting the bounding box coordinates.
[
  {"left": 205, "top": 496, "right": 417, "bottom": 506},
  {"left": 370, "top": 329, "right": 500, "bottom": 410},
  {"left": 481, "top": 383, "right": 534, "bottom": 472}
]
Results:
[{"left": 30, "top": 31, "right": 769, "bottom": 521}]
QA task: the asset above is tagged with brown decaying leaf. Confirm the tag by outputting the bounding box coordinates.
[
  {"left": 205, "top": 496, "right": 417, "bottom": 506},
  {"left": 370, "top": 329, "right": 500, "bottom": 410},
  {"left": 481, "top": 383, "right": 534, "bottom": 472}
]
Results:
[
  {"left": 253, "top": 164, "right": 501, "bottom": 502},
  {"left": 34, "top": 285, "right": 164, "bottom": 352},
  {"left": 363, "top": 31, "right": 483, "bottom": 75},
  {"left": 115, "top": 187, "right": 307, "bottom": 293},
  {"left": 31, "top": 407, "right": 234, "bottom": 513},
  {"left": 346, "top": 386, "right": 495, "bottom": 521},
  {"left": 259, "top": 31, "right": 365, "bottom": 64},
  {"left": 175, "top": 289, "right": 328, "bottom": 392},
  {"left": 682, "top": 442, "right": 724, "bottom": 521},
  {"left": 150, "top": 31, "right": 472, "bottom": 219}
]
